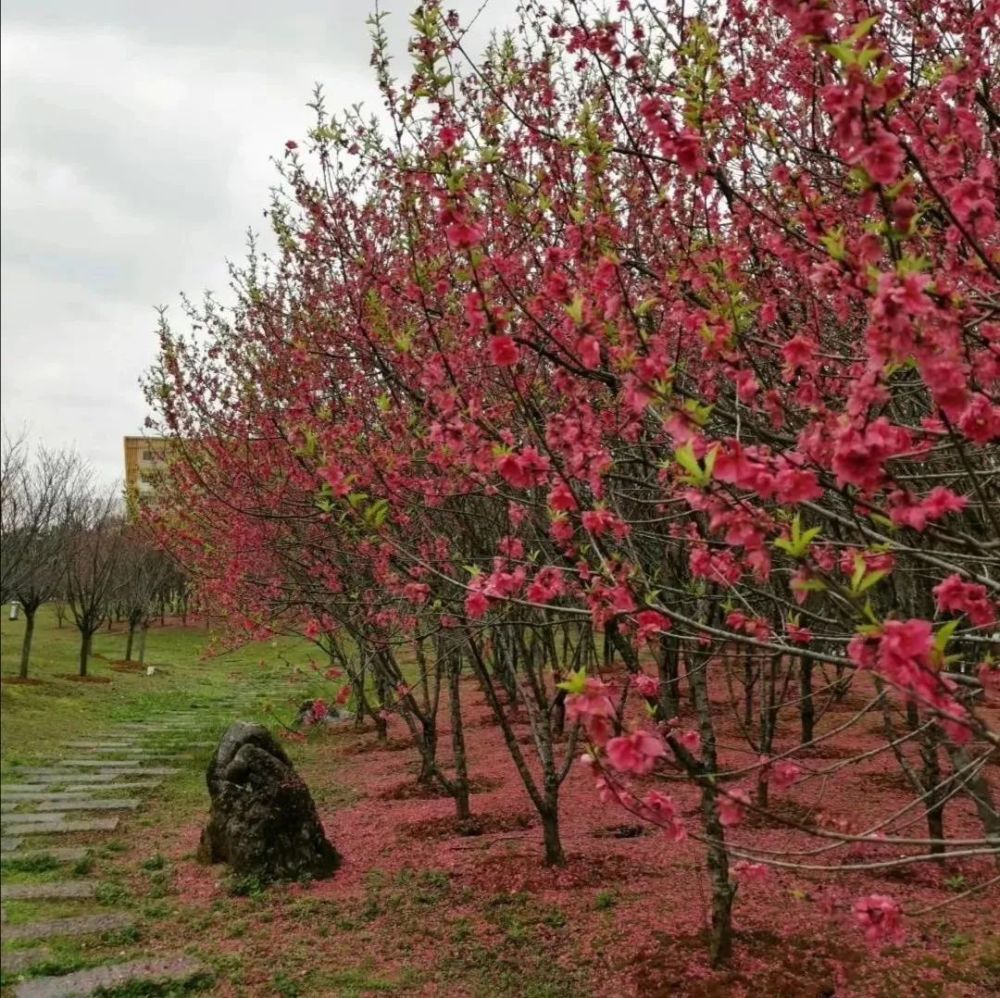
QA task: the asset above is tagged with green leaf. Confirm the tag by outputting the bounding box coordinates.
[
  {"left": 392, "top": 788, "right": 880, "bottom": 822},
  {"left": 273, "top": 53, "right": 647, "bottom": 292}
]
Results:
[
  {"left": 856, "top": 568, "right": 888, "bottom": 593},
  {"left": 934, "top": 618, "right": 960, "bottom": 655},
  {"left": 565, "top": 293, "right": 585, "bottom": 325},
  {"left": 557, "top": 667, "right": 588, "bottom": 695}
]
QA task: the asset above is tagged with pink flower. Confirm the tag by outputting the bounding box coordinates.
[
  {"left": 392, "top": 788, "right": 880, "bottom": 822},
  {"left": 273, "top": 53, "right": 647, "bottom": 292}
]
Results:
[
  {"left": 490, "top": 336, "right": 520, "bottom": 366},
  {"left": 860, "top": 128, "right": 905, "bottom": 186},
  {"left": 832, "top": 417, "right": 912, "bottom": 491},
  {"left": 732, "top": 861, "right": 770, "bottom": 883},
  {"left": 445, "top": 220, "right": 484, "bottom": 249},
  {"left": 547, "top": 481, "right": 578, "bottom": 511},
  {"left": 958, "top": 394, "right": 1000, "bottom": 444},
  {"left": 633, "top": 673, "right": 659, "bottom": 698},
  {"left": 675, "top": 729, "right": 701, "bottom": 755},
  {"left": 606, "top": 730, "right": 667, "bottom": 775},
  {"left": 497, "top": 447, "right": 550, "bottom": 488},
  {"left": 853, "top": 894, "right": 905, "bottom": 946},
  {"left": 578, "top": 335, "right": 601, "bottom": 369},
  {"left": 718, "top": 787, "right": 750, "bottom": 826},
  {"left": 310, "top": 699, "right": 329, "bottom": 723},
  {"left": 640, "top": 790, "right": 686, "bottom": 841},
  {"left": 582, "top": 507, "right": 626, "bottom": 537},
  {"left": 635, "top": 610, "right": 670, "bottom": 641},
  {"left": 781, "top": 334, "right": 814, "bottom": 375},
  {"left": 465, "top": 591, "right": 489, "bottom": 618},
  {"left": 770, "top": 760, "right": 802, "bottom": 792},
  {"left": 933, "top": 574, "right": 997, "bottom": 628},
  {"left": 565, "top": 677, "right": 616, "bottom": 723},
  {"left": 888, "top": 487, "right": 967, "bottom": 531},
  {"left": 439, "top": 124, "right": 461, "bottom": 149}
]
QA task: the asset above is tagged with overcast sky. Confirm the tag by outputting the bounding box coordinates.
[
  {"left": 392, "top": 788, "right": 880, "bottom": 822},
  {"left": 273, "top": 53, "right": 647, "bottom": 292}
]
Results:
[{"left": 1, "top": 0, "right": 501, "bottom": 485}]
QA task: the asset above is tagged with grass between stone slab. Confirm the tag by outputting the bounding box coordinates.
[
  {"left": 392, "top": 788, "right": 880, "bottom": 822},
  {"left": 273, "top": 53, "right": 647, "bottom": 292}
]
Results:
[{"left": 1, "top": 605, "right": 334, "bottom": 771}]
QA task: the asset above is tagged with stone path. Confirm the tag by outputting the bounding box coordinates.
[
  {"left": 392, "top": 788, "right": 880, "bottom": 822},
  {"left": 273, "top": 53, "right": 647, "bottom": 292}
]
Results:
[
  {"left": 13, "top": 954, "right": 209, "bottom": 998},
  {"left": 1, "top": 947, "right": 52, "bottom": 975},
  {"left": 2, "top": 912, "right": 136, "bottom": 943},
  {"left": 1, "top": 881, "right": 97, "bottom": 900},
  {"left": 1, "top": 696, "right": 260, "bottom": 994}
]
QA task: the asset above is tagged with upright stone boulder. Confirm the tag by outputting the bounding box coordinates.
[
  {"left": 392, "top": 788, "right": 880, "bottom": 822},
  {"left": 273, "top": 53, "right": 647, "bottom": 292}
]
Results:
[{"left": 197, "top": 722, "right": 339, "bottom": 882}]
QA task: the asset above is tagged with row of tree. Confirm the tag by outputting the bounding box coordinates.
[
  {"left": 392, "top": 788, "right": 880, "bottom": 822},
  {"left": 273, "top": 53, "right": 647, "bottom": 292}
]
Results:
[
  {"left": 144, "top": 0, "right": 997, "bottom": 966},
  {"left": 0, "top": 436, "right": 187, "bottom": 677}
]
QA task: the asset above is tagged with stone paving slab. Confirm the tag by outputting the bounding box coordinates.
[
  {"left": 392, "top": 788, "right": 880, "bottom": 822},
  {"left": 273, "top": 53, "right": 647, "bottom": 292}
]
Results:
[
  {"left": 10, "top": 771, "right": 121, "bottom": 782},
  {"left": 1, "top": 836, "right": 25, "bottom": 851},
  {"left": 44, "top": 763, "right": 180, "bottom": 776},
  {"left": 1, "top": 817, "right": 119, "bottom": 836},
  {"left": 2, "top": 791, "right": 92, "bottom": 802},
  {"left": 21, "top": 772, "right": 168, "bottom": 785},
  {"left": 62, "top": 742, "right": 139, "bottom": 749},
  {"left": 55, "top": 760, "right": 144, "bottom": 769},
  {"left": 2, "top": 813, "right": 74, "bottom": 825},
  {"left": 1, "top": 946, "right": 53, "bottom": 974},
  {"left": 1, "top": 784, "right": 65, "bottom": 793},
  {"left": 65, "top": 781, "right": 161, "bottom": 793},
  {"left": 3, "top": 911, "right": 134, "bottom": 942},
  {"left": 37, "top": 799, "right": 139, "bottom": 812},
  {"left": 12, "top": 954, "right": 209, "bottom": 997},
  {"left": 2, "top": 800, "right": 23, "bottom": 812},
  {"left": 2, "top": 846, "right": 90, "bottom": 863},
  {"left": 1, "top": 881, "right": 97, "bottom": 900}
]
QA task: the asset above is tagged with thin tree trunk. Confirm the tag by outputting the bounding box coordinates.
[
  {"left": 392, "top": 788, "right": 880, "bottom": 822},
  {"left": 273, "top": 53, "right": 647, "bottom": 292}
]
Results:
[
  {"left": 448, "top": 654, "right": 471, "bottom": 822},
  {"left": 125, "top": 621, "right": 137, "bottom": 662},
  {"left": 79, "top": 631, "right": 92, "bottom": 677},
  {"left": 19, "top": 608, "right": 36, "bottom": 679},
  {"left": 540, "top": 806, "right": 565, "bottom": 866},
  {"left": 689, "top": 632, "right": 736, "bottom": 966},
  {"left": 799, "top": 658, "right": 815, "bottom": 744}
]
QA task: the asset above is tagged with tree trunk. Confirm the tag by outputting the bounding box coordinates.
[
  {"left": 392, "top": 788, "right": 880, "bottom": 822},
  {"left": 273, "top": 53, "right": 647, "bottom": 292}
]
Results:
[
  {"left": 920, "top": 726, "right": 947, "bottom": 858},
  {"left": 688, "top": 627, "right": 736, "bottom": 967},
  {"left": 448, "top": 655, "right": 471, "bottom": 822},
  {"left": 799, "top": 658, "right": 815, "bottom": 744},
  {"left": 657, "top": 633, "right": 681, "bottom": 719},
  {"left": 19, "top": 608, "right": 36, "bottom": 679},
  {"left": 945, "top": 744, "right": 1000, "bottom": 867},
  {"left": 79, "top": 631, "right": 92, "bottom": 677},
  {"left": 125, "top": 620, "right": 137, "bottom": 662},
  {"left": 702, "top": 781, "right": 737, "bottom": 966},
  {"left": 540, "top": 805, "right": 565, "bottom": 866}
]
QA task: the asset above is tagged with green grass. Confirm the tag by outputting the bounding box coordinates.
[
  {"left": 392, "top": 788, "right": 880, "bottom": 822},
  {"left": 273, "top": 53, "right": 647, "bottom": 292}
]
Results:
[{"left": 1, "top": 603, "right": 333, "bottom": 767}]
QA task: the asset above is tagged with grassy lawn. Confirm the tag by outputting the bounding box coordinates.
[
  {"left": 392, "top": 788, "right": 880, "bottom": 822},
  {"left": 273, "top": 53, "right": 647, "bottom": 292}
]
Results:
[
  {"left": 1, "top": 605, "right": 350, "bottom": 994},
  {"left": 1, "top": 604, "right": 331, "bottom": 767}
]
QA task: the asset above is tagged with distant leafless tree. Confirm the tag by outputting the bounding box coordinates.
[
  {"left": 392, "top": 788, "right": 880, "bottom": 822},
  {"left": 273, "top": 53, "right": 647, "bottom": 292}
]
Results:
[
  {"left": 6, "top": 446, "right": 90, "bottom": 677},
  {"left": 64, "top": 485, "right": 127, "bottom": 676},
  {"left": 1, "top": 429, "right": 30, "bottom": 604},
  {"left": 119, "top": 530, "right": 173, "bottom": 663}
]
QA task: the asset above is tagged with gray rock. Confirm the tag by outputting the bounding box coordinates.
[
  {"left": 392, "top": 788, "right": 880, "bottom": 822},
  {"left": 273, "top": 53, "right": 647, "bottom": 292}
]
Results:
[
  {"left": 13, "top": 955, "right": 209, "bottom": 998},
  {"left": 3, "top": 846, "right": 90, "bottom": 863},
  {"left": 65, "top": 781, "right": 161, "bottom": 793},
  {"left": 0, "top": 946, "right": 53, "bottom": 974},
  {"left": 3, "top": 911, "right": 133, "bottom": 942},
  {"left": 1, "top": 881, "right": 97, "bottom": 900},
  {"left": 1, "top": 818, "right": 119, "bottom": 836},
  {"left": 197, "top": 721, "right": 339, "bottom": 883},
  {"left": 1, "top": 792, "right": 92, "bottom": 802},
  {"left": 37, "top": 799, "right": 138, "bottom": 812}
]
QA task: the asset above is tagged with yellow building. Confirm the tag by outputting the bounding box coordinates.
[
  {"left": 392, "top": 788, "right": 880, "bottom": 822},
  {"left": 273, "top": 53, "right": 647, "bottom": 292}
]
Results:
[{"left": 123, "top": 436, "right": 172, "bottom": 511}]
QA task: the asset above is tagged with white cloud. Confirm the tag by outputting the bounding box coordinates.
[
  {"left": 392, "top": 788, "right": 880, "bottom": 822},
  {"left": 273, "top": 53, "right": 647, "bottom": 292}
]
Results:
[{"left": 1, "top": 2, "right": 504, "bottom": 485}]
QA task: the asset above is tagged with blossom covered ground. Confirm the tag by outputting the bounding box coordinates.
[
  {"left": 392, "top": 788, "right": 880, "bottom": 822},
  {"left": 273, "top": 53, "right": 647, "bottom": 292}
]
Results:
[{"left": 150, "top": 669, "right": 999, "bottom": 997}]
